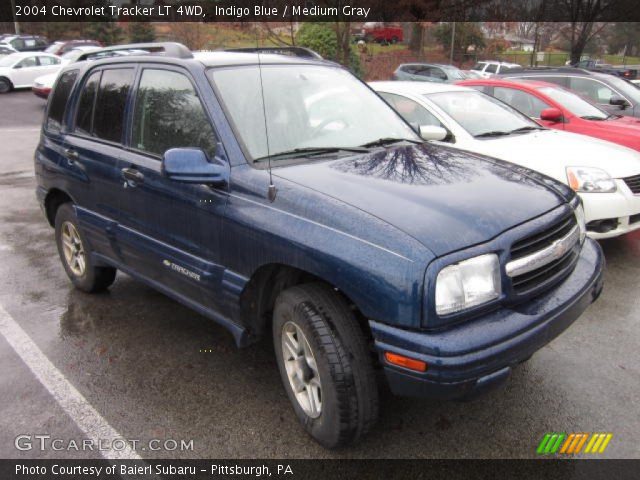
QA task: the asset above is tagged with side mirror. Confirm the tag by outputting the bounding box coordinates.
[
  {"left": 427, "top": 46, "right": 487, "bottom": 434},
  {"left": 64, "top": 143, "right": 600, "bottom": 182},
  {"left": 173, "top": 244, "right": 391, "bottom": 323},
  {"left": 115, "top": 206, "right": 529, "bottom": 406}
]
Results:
[
  {"left": 162, "top": 147, "right": 228, "bottom": 185},
  {"left": 419, "top": 125, "right": 448, "bottom": 141},
  {"left": 13, "top": 64, "right": 22, "bottom": 69},
  {"left": 540, "top": 108, "right": 563, "bottom": 122},
  {"left": 610, "top": 95, "right": 630, "bottom": 109}
]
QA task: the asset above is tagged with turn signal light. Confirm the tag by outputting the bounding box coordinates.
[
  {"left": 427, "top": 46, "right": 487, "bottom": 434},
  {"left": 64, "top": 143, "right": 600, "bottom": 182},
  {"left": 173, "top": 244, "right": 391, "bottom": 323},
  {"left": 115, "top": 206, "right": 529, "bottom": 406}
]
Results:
[{"left": 384, "top": 352, "right": 428, "bottom": 372}]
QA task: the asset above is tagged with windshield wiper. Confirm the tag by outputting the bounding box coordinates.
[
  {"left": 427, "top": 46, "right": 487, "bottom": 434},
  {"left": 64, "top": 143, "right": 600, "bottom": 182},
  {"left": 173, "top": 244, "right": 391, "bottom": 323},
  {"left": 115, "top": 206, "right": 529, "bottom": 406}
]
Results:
[
  {"left": 253, "top": 147, "right": 368, "bottom": 163},
  {"left": 475, "top": 130, "right": 511, "bottom": 138},
  {"left": 509, "top": 126, "right": 544, "bottom": 133},
  {"left": 360, "top": 138, "right": 422, "bottom": 148},
  {"left": 580, "top": 115, "right": 607, "bottom": 121}
]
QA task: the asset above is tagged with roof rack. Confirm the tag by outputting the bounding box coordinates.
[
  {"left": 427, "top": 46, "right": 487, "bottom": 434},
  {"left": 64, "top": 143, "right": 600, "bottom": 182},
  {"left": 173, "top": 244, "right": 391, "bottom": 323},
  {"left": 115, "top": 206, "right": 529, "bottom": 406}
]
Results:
[
  {"left": 77, "top": 42, "right": 193, "bottom": 61},
  {"left": 224, "top": 47, "right": 323, "bottom": 60}
]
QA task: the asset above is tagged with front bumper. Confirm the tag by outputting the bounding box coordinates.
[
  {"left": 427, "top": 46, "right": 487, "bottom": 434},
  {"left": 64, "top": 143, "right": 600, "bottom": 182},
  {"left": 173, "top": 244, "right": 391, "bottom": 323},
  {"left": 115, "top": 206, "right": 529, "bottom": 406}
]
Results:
[
  {"left": 32, "top": 86, "right": 51, "bottom": 99},
  {"left": 581, "top": 182, "right": 640, "bottom": 239},
  {"left": 370, "top": 238, "right": 604, "bottom": 400}
]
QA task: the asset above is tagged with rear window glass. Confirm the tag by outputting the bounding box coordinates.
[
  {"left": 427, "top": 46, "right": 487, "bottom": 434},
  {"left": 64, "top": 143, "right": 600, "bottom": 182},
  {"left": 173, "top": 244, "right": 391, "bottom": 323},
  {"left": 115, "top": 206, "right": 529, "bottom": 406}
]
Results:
[
  {"left": 75, "top": 70, "right": 101, "bottom": 136},
  {"left": 46, "top": 70, "right": 78, "bottom": 132},
  {"left": 92, "top": 68, "right": 134, "bottom": 143}
]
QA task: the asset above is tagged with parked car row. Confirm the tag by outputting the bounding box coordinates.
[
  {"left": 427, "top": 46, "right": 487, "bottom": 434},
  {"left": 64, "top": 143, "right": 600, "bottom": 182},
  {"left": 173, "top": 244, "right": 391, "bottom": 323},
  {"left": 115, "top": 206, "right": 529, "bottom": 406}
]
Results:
[{"left": 36, "top": 42, "right": 608, "bottom": 449}]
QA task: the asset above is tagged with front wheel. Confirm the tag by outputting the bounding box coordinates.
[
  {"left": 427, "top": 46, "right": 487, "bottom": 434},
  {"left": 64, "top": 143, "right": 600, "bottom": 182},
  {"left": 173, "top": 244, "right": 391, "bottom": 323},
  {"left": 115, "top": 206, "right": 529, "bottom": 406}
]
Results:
[
  {"left": 54, "top": 203, "right": 117, "bottom": 293},
  {"left": 0, "top": 78, "right": 12, "bottom": 94},
  {"left": 273, "top": 283, "right": 379, "bottom": 448}
]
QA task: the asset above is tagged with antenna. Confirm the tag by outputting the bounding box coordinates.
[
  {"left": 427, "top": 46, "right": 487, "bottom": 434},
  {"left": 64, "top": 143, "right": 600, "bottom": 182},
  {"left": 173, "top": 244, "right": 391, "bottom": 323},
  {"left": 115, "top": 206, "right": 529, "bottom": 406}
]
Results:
[{"left": 257, "top": 51, "right": 277, "bottom": 202}]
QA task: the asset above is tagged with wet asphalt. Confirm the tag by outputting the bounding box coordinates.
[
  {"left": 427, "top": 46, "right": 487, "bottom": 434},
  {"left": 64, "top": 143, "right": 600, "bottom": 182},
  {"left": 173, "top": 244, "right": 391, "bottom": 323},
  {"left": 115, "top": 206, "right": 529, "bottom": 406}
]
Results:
[{"left": 0, "top": 90, "right": 638, "bottom": 460}]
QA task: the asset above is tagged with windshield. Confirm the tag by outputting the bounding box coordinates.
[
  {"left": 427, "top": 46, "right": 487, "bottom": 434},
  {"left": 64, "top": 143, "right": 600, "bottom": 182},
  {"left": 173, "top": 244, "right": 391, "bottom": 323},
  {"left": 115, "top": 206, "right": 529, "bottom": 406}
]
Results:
[
  {"left": 443, "top": 67, "right": 466, "bottom": 80},
  {"left": 0, "top": 54, "right": 19, "bottom": 67},
  {"left": 427, "top": 90, "right": 540, "bottom": 137},
  {"left": 601, "top": 75, "right": 640, "bottom": 104},
  {"left": 539, "top": 86, "right": 608, "bottom": 119},
  {"left": 209, "top": 65, "right": 419, "bottom": 162}
]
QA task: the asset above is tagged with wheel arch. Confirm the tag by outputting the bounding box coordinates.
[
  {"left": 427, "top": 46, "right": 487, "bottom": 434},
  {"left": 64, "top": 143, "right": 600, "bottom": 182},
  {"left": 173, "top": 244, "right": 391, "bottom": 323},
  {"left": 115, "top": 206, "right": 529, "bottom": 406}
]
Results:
[
  {"left": 44, "top": 188, "right": 74, "bottom": 226},
  {"left": 239, "top": 262, "right": 373, "bottom": 344},
  {"left": 0, "top": 76, "right": 13, "bottom": 91}
]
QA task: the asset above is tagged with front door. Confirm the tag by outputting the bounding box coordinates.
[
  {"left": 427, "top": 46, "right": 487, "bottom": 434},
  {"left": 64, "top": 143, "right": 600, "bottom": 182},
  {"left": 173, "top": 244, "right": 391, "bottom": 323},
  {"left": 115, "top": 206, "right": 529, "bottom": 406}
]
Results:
[{"left": 117, "top": 66, "right": 229, "bottom": 313}]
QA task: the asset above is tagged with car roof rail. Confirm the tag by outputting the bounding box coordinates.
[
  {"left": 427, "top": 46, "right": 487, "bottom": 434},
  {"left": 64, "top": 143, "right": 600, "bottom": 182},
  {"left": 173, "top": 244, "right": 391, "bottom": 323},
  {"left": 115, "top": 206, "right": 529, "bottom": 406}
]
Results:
[
  {"left": 77, "top": 42, "right": 193, "bottom": 61},
  {"left": 223, "top": 46, "right": 323, "bottom": 59}
]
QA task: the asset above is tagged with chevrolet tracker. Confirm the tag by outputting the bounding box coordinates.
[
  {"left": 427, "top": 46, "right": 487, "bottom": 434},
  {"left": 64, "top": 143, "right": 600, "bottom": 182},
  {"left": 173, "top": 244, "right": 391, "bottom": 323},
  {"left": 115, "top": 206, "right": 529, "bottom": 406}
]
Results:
[{"left": 34, "top": 43, "right": 605, "bottom": 448}]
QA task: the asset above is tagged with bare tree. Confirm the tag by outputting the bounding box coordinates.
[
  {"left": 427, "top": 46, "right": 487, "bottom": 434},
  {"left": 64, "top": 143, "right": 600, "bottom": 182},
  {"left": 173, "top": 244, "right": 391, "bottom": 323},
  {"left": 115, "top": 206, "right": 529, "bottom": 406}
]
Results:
[{"left": 557, "top": 0, "right": 613, "bottom": 64}]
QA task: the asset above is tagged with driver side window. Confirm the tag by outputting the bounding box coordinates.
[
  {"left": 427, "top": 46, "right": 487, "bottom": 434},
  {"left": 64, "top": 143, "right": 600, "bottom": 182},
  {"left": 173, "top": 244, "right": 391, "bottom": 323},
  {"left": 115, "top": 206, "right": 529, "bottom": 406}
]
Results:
[
  {"left": 132, "top": 69, "right": 218, "bottom": 159},
  {"left": 493, "top": 87, "right": 551, "bottom": 118},
  {"left": 380, "top": 92, "right": 445, "bottom": 129},
  {"left": 16, "top": 57, "right": 37, "bottom": 68}
]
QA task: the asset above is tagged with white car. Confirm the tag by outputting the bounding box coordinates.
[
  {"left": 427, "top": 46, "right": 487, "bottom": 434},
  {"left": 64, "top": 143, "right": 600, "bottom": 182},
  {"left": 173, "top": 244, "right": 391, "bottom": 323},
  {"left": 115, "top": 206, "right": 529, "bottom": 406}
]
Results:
[
  {"left": 0, "top": 52, "right": 62, "bottom": 93},
  {"left": 470, "top": 61, "right": 523, "bottom": 78},
  {"left": 371, "top": 81, "right": 640, "bottom": 239}
]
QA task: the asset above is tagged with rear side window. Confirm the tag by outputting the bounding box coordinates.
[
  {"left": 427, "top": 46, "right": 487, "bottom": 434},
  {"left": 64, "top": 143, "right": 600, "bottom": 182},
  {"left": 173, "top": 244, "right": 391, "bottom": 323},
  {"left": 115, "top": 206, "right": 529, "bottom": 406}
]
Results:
[
  {"left": 132, "top": 69, "right": 218, "bottom": 158},
  {"left": 75, "top": 70, "right": 101, "bottom": 136},
  {"left": 38, "top": 56, "right": 59, "bottom": 66},
  {"left": 46, "top": 70, "right": 78, "bottom": 133},
  {"left": 93, "top": 68, "right": 134, "bottom": 144}
]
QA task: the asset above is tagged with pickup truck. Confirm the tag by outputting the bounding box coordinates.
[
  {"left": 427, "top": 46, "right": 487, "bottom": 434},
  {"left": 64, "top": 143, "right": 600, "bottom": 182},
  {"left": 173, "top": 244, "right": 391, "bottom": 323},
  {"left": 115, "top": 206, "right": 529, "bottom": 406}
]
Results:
[
  {"left": 362, "top": 23, "right": 403, "bottom": 43},
  {"left": 35, "top": 43, "right": 604, "bottom": 448}
]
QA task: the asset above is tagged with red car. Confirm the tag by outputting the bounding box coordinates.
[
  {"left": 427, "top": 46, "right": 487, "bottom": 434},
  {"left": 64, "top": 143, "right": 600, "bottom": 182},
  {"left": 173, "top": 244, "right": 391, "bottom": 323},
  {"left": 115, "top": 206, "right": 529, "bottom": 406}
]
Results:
[{"left": 458, "top": 78, "right": 640, "bottom": 152}]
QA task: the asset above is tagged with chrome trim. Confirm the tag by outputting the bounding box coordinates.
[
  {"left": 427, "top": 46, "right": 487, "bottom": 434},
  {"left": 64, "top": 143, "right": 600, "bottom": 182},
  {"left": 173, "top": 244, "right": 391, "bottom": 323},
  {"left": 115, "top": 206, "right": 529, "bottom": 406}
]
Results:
[{"left": 506, "top": 225, "right": 580, "bottom": 278}]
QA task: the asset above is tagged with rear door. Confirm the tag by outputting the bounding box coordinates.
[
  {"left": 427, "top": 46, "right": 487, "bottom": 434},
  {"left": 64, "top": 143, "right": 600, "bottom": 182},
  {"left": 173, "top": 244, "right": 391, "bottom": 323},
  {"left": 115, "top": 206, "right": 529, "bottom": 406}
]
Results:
[
  {"left": 10, "top": 55, "right": 40, "bottom": 86},
  {"left": 117, "top": 66, "right": 229, "bottom": 312},
  {"left": 64, "top": 66, "right": 136, "bottom": 263}
]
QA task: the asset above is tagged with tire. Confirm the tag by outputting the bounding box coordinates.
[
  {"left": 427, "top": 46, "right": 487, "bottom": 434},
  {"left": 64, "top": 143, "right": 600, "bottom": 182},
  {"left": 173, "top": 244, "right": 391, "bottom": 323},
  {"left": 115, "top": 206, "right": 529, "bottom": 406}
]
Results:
[
  {"left": 273, "top": 283, "right": 378, "bottom": 448},
  {"left": 0, "top": 78, "right": 12, "bottom": 94},
  {"left": 54, "top": 203, "right": 116, "bottom": 292}
]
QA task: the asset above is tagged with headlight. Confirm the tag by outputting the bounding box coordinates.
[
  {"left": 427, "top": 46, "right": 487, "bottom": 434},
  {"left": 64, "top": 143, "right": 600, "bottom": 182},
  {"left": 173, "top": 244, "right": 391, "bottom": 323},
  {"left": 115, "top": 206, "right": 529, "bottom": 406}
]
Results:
[
  {"left": 566, "top": 167, "right": 616, "bottom": 193},
  {"left": 435, "top": 254, "right": 501, "bottom": 315},
  {"left": 574, "top": 202, "right": 587, "bottom": 243}
]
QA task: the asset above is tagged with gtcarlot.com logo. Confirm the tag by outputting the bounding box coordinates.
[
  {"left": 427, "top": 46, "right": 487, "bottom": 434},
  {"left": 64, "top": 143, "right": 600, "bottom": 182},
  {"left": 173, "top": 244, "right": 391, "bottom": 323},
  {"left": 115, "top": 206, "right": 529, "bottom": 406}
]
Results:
[
  {"left": 15, "top": 434, "right": 194, "bottom": 452},
  {"left": 537, "top": 432, "right": 613, "bottom": 455}
]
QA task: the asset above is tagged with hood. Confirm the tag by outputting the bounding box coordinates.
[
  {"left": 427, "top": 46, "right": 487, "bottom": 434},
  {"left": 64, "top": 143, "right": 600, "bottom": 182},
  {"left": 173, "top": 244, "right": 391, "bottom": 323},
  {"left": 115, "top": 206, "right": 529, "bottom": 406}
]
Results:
[
  {"left": 273, "top": 143, "right": 569, "bottom": 256},
  {"left": 610, "top": 115, "right": 640, "bottom": 127},
  {"left": 469, "top": 129, "right": 640, "bottom": 179}
]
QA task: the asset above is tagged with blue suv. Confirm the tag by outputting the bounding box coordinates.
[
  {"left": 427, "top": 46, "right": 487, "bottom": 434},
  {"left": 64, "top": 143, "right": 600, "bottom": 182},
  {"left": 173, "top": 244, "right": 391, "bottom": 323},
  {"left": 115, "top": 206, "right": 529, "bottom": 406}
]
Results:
[{"left": 35, "top": 43, "right": 605, "bottom": 448}]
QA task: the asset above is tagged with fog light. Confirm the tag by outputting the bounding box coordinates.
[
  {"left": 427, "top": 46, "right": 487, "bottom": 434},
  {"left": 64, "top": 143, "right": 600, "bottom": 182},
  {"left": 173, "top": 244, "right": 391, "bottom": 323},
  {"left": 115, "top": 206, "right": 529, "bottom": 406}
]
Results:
[{"left": 384, "top": 352, "right": 428, "bottom": 372}]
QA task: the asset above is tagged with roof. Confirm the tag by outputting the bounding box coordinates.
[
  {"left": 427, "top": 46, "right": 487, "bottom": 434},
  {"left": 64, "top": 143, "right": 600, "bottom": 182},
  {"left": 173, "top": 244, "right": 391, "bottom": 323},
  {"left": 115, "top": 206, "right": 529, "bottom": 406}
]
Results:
[
  {"left": 2, "top": 51, "right": 56, "bottom": 59},
  {"left": 193, "top": 51, "right": 332, "bottom": 68},
  {"left": 476, "top": 60, "right": 521, "bottom": 67},
  {"left": 458, "top": 78, "right": 560, "bottom": 90},
  {"left": 369, "top": 80, "right": 473, "bottom": 95}
]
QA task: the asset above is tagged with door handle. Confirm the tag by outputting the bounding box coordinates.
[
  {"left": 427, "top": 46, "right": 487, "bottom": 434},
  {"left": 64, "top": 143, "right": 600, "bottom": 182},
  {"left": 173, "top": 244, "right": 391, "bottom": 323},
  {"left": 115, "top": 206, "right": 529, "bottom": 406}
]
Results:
[
  {"left": 64, "top": 148, "right": 79, "bottom": 164},
  {"left": 121, "top": 167, "right": 144, "bottom": 186}
]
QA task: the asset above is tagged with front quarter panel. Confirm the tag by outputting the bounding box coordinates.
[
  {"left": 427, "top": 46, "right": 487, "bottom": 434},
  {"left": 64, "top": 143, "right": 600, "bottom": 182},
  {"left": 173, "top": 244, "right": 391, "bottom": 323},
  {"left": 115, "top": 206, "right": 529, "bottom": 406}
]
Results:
[{"left": 222, "top": 164, "right": 434, "bottom": 329}]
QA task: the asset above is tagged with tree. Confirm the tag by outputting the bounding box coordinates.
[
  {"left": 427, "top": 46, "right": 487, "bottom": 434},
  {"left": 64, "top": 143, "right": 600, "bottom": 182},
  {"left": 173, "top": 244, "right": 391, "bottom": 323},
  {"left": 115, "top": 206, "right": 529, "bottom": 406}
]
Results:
[
  {"left": 607, "top": 22, "right": 640, "bottom": 56},
  {"left": 86, "top": 21, "right": 123, "bottom": 45},
  {"left": 555, "top": 0, "right": 615, "bottom": 64},
  {"left": 128, "top": 22, "right": 156, "bottom": 43},
  {"left": 296, "top": 23, "right": 362, "bottom": 76},
  {"left": 433, "top": 23, "right": 485, "bottom": 62}
]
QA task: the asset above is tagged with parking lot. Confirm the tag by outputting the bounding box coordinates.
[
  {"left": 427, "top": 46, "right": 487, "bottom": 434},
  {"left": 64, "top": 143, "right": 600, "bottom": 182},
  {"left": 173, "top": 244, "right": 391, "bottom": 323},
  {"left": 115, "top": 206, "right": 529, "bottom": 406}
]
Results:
[{"left": 0, "top": 90, "right": 639, "bottom": 459}]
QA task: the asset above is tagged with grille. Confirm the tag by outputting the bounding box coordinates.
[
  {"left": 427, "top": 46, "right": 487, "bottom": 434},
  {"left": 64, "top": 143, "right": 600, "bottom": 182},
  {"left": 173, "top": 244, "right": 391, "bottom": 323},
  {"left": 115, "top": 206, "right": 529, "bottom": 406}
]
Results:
[
  {"left": 623, "top": 174, "right": 640, "bottom": 194},
  {"left": 509, "top": 213, "right": 579, "bottom": 295}
]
